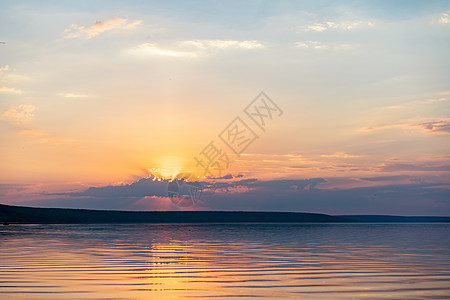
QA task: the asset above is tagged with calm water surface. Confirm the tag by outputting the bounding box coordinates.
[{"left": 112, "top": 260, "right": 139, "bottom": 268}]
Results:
[{"left": 1, "top": 223, "right": 449, "bottom": 299}]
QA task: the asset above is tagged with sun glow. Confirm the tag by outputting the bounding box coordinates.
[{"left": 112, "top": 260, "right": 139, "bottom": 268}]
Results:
[{"left": 148, "top": 156, "right": 186, "bottom": 180}]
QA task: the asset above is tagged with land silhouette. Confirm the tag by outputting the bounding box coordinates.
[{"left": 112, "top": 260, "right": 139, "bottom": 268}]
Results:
[{"left": 1, "top": 204, "right": 449, "bottom": 224}]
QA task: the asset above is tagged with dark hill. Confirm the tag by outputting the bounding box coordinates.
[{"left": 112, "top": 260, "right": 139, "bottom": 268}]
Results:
[
  {"left": 0, "top": 204, "right": 345, "bottom": 224},
  {"left": 338, "top": 215, "right": 450, "bottom": 222}
]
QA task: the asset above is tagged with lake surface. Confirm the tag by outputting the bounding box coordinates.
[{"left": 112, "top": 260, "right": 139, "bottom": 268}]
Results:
[{"left": 1, "top": 223, "right": 449, "bottom": 299}]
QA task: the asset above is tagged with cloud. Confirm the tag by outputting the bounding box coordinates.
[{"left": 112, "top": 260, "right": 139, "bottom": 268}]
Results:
[
  {"left": 201, "top": 178, "right": 327, "bottom": 197},
  {"left": 127, "top": 196, "right": 175, "bottom": 211},
  {"left": 0, "top": 87, "right": 22, "bottom": 94},
  {"left": 63, "top": 18, "right": 142, "bottom": 39},
  {"left": 360, "top": 175, "right": 412, "bottom": 182},
  {"left": 0, "top": 65, "right": 9, "bottom": 72},
  {"left": 15, "top": 173, "right": 450, "bottom": 215},
  {"left": 137, "top": 43, "right": 196, "bottom": 57},
  {"left": 361, "top": 123, "right": 403, "bottom": 131},
  {"left": 438, "top": 11, "right": 449, "bottom": 24},
  {"left": 361, "top": 119, "right": 450, "bottom": 134},
  {"left": 36, "top": 177, "right": 178, "bottom": 210},
  {"left": 59, "top": 92, "right": 89, "bottom": 98},
  {"left": 35, "top": 176, "right": 327, "bottom": 210},
  {"left": 181, "top": 40, "right": 264, "bottom": 50},
  {"left": 295, "top": 41, "right": 324, "bottom": 49},
  {"left": 300, "top": 21, "right": 374, "bottom": 32},
  {"left": 29, "top": 177, "right": 449, "bottom": 215},
  {"left": 378, "top": 94, "right": 450, "bottom": 111},
  {"left": 0, "top": 184, "right": 31, "bottom": 197},
  {"left": 18, "top": 129, "right": 74, "bottom": 144},
  {"left": 295, "top": 41, "right": 354, "bottom": 50},
  {"left": 133, "top": 40, "right": 264, "bottom": 57},
  {"left": 58, "top": 177, "right": 169, "bottom": 198},
  {"left": 415, "top": 120, "right": 450, "bottom": 134},
  {"left": 206, "top": 182, "right": 450, "bottom": 215},
  {"left": 2, "top": 104, "right": 35, "bottom": 123},
  {"left": 124, "top": 20, "right": 143, "bottom": 28},
  {"left": 251, "top": 178, "right": 327, "bottom": 190},
  {"left": 321, "top": 152, "right": 360, "bottom": 158},
  {"left": 303, "top": 23, "right": 328, "bottom": 32},
  {"left": 378, "top": 163, "right": 450, "bottom": 172},
  {"left": 215, "top": 174, "right": 234, "bottom": 179},
  {"left": 1, "top": 105, "right": 73, "bottom": 143},
  {"left": 358, "top": 175, "right": 433, "bottom": 185}
]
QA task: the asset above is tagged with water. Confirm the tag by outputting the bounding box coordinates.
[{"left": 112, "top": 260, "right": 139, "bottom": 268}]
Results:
[{"left": 1, "top": 223, "right": 449, "bottom": 299}]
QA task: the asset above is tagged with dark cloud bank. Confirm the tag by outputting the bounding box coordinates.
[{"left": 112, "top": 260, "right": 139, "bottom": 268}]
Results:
[{"left": 17, "top": 175, "right": 450, "bottom": 216}]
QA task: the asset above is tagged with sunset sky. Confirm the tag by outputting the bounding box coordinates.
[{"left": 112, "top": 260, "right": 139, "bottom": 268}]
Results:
[{"left": 1, "top": 0, "right": 449, "bottom": 215}]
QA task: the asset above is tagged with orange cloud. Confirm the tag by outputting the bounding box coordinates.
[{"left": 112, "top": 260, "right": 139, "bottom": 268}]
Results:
[
  {"left": 321, "top": 152, "right": 360, "bottom": 158},
  {"left": 63, "top": 18, "right": 142, "bottom": 39},
  {"left": 2, "top": 104, "right": 35, "bottom": 123}
]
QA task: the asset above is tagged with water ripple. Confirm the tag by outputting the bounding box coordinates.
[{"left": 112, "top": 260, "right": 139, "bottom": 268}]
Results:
[{"left": 0, "top": 223, "right": 449, "bottom": 299}]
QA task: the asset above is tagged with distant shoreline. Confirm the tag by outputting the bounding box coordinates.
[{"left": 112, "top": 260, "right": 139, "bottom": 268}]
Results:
[{"left": 1, "top": 204, "right": 449, "bottom": 224}]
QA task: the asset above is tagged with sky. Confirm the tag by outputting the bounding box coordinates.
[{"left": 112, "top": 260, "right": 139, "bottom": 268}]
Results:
[{"left": 0, "top": 0, "right": 449, "bottom": 215}]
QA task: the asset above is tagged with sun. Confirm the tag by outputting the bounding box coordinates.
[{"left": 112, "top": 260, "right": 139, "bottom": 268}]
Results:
[{"left": 153, "top": 155, "right": 185, "bottom": 180}]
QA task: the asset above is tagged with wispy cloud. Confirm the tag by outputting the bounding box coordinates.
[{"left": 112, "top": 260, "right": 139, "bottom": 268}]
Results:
[
  {"left": 415, "top": 120, "right": 450, "bottom": 134},
  {"left": 295, "top": 41, "right": 324, "bottom": 49},
  {"left": 63, "top": 18, "right": 142, "bottom": 39},
  {"left": 321, "top": 152, "right": 360, "bottom": 158},
  {"left": 2, "top": 104, "right": 35, "bottom": 123},
  {"left": 133, "top": 39, "right": 264, "bottom": 58},
  {"left": 379, "top": 94, "right": 449, "bottom": 111},
  {"left": 137, "top": 43, "right": 196, "bottom": 57},
  {"left": 438, "top": 11, "right": 449, "bottom": 24},
  {"left": 300, "top": 20, "right": 374, "bottom": 32},
  {"left": 59, "top": 92, "right": 89, "bottom": 98},
  {"left": 378, "top": 162, "right": 450, "bottom": 172},
  {"left": 18, "top": 129, "right": 75, "bottom": 144},
  {"left": 181, "top": 40, "right": 264, "bottom": 50},
  {"left": 295, "top": 41, "right": 354, "bottom": 50},
  {"left": 362, "top": 118, "right": 450, "bottom": 135},
  {"left": 0, "top": 86, "right": 22, "bottom": 94},
  {"left": 361, "top": 123, "right": 404, "bottom": 131}
]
